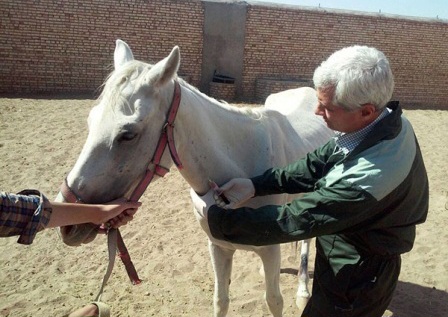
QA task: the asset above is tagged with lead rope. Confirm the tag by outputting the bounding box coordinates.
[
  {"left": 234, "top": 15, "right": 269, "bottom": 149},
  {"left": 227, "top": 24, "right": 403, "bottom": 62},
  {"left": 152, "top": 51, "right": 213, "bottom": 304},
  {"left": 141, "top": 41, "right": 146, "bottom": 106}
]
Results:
[
  {"left": 65, "top": 228, "right": 116, "bottom": 317},
  {"left": 95, "top": 228, "right": 118, "bottom": 303},
  {"left": 87, "top": 228, "right": 141, "bottom": 317},
  {"left": 69, "top": 229, "right": 117, "bottom": 317}
]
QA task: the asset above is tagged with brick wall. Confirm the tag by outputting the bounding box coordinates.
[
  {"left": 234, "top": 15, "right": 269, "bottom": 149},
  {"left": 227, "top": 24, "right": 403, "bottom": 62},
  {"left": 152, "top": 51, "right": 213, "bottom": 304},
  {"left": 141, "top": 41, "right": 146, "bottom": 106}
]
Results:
[
  {"left": 0, "top": 0, "right": 203, "bottom": 95},
  {"left": 209, "top": 82, "right": 236, "bottom": 101},
  {"left": 1, "top": 0, "right": 447, "bottom": 108},
  {"left": 243, "top": 4, "right": 448, "bottom": 107}
]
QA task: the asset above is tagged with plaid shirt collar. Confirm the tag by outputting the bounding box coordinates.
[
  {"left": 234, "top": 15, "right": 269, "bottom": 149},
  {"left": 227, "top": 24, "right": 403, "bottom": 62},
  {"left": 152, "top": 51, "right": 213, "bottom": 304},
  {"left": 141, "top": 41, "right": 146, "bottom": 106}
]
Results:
[{"left": 335, "top": 107, "right": 391, "bottom": 155}]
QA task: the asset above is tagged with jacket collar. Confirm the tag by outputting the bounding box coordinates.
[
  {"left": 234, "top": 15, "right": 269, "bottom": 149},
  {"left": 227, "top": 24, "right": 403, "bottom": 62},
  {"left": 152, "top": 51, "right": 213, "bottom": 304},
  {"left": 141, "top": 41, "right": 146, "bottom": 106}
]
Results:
[{"left": 348, "top": 101, "right": 402, "bottom": 158}]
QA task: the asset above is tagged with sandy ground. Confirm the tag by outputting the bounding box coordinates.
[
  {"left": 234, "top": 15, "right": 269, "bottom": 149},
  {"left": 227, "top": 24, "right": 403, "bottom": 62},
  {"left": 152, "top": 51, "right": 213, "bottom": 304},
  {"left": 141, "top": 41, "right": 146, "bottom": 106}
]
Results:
[{"left": 0, "top": 97, "right": 447, "bottom": 317}]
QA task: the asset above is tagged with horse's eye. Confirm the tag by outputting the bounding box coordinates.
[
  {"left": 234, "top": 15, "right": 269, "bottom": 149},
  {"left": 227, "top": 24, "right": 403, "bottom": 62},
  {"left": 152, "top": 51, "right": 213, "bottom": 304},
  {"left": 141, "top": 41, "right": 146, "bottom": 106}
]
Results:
[{"left": 117, "top": 131, "right": 137, "bottom": 142}]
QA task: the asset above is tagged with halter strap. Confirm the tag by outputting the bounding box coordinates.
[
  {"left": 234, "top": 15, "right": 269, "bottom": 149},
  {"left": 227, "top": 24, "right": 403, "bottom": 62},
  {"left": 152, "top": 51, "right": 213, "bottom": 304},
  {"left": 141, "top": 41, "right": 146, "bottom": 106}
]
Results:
[
  {"left": 129, "top": 80, "right": 183, "bottom": 201},
  {"left": 60, "top": 177, "right": 84, "bottom": 203}
]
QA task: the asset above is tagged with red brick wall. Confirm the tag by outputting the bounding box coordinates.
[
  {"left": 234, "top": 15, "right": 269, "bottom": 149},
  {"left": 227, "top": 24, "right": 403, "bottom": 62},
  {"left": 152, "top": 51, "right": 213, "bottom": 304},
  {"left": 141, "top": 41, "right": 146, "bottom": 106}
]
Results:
[
  {"left": 0, "top": 0, "right": 203, "bottom": 95},
  {"left": 243, "top": 5, "right": 448, "bottom": 107},
  {"left": 1, "top": 1, "right": 447, "bottom": 108}
]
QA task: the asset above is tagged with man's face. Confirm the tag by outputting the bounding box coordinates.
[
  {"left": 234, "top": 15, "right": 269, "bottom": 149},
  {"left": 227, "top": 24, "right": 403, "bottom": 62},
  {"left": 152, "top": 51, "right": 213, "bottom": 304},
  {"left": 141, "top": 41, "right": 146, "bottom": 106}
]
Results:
[{"left": 315, "top": 87, "right": 369, "bottom": 133}]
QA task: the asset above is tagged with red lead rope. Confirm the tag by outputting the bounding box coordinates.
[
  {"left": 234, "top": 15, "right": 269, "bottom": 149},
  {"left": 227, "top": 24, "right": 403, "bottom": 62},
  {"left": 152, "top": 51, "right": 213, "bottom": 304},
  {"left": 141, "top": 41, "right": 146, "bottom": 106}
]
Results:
[{"left": 116, "top": 229, "right": 141, "bottom": 284}]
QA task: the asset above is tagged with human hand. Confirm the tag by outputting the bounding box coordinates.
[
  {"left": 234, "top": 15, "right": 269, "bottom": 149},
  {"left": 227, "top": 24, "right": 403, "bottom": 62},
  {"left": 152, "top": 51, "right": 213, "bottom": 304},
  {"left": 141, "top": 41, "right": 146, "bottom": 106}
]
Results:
[
  {"left": 214, "top": 178, "right": 255, "bottom": 209},
  {"left": 190, "top": 188, "right": 216, "bottom": 219},
  {"left": 97, "top": 198, "right": 141, "bottom": 228}
]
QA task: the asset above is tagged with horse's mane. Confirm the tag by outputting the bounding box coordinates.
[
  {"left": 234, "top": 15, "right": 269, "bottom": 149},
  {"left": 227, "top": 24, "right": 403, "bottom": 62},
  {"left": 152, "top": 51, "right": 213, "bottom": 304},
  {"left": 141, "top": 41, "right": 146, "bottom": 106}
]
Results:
[
  {"left": 96, "top": 59, "right": 264, "bottom": 120},
  {"left": 176, "top": 77, "right": 265, "bottom": 121}
]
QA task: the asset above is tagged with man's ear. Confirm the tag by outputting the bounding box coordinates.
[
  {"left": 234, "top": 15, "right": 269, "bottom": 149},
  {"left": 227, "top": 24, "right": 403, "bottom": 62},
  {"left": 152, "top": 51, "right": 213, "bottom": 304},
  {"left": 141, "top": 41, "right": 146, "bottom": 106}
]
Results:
[{"left": 360, "top": 104, "right": 377, "bottom": 118}]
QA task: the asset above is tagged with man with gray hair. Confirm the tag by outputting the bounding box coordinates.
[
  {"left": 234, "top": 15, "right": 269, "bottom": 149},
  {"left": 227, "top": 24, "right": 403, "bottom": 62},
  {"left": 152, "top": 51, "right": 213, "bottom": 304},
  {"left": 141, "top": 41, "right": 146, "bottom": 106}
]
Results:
[{"left": 191, "top": 45, "right": 429, "bottom": 317}]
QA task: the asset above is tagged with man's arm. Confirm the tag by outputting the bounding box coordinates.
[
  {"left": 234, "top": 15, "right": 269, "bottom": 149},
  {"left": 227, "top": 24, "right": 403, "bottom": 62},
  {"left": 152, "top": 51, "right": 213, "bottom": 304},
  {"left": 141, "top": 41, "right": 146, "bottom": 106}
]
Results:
[
  {"left": 208, "top": 182, "right": 375, "bottom": 246},
  {"left": 251, "top": 141, "right": 335, "bottom": 196},
  {"left": 215, "top": 141, "right": 335, "bottom": 209}
]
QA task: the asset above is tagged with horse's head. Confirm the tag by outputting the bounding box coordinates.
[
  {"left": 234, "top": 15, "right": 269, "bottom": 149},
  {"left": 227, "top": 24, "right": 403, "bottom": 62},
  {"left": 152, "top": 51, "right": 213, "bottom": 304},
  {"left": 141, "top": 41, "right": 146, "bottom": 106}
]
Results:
[{"left": 59, "top": 40, "right": 181, "bottom": 246}]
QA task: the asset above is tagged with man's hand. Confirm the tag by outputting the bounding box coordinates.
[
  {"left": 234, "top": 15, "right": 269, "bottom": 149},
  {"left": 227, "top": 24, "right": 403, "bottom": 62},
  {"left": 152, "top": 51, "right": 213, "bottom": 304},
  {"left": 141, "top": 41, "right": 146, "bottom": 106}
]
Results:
[
  {"left": 214, "top": 178, "right": 255, "bottom": 209},
  {"left": 190, "top": 189, "right": 216, "bottom": 219}
]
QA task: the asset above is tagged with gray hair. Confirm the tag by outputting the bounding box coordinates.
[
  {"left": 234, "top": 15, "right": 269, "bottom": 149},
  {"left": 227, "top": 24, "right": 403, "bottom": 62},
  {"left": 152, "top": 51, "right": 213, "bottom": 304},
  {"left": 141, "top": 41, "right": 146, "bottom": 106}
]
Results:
[{"left": 313, "top": 46, "right": 394, "bottom": 111}]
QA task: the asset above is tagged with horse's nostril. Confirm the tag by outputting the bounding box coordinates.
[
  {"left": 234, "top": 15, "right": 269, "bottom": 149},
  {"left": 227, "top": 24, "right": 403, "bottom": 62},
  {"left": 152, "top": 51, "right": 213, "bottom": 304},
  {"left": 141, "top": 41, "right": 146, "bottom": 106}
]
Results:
[{"left": 61, "top": 225, "right": 75, "bottom": 236}]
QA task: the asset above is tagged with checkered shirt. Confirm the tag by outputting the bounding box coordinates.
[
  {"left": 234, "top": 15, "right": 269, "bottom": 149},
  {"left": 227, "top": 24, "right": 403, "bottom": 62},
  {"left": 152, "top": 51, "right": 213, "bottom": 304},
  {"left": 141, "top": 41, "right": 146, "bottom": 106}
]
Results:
[
  {"left": 0, "top": 190, "right": 52, "bottom": 245},
  {"left": 335, "top": 108, "right": 391, "bottom": 155}
]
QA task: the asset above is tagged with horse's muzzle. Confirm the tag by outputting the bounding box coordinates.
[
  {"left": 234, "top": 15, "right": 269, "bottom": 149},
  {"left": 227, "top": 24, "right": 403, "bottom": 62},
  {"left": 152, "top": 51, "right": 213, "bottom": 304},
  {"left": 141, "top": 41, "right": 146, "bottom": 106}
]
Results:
[
  {"left": 57, "top": 186, "right": 101, "bottom": 246},
  {"left": 60, "top": 223, "right": 99, "bottom": 246}
]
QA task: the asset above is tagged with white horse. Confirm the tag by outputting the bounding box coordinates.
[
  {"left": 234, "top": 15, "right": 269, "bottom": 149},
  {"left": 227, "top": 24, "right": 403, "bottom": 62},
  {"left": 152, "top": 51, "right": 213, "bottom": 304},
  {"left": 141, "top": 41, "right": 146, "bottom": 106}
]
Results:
[{"left": 57, "top": 40, "right": 334, "bottom": 317}]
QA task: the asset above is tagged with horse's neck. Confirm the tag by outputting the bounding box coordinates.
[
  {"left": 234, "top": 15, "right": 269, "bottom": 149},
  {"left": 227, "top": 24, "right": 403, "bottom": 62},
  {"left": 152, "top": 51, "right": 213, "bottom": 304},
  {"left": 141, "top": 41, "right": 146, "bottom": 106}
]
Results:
[{"left": 173, "top": 85, "right": 264, "bottom": 194}]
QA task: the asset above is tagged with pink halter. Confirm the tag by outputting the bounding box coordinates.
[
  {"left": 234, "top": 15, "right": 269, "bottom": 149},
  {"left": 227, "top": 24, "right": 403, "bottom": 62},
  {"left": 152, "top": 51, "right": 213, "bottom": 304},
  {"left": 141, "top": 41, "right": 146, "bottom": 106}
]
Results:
[{"left": 129, "top": 80, "right": 183, "bottom": 201}]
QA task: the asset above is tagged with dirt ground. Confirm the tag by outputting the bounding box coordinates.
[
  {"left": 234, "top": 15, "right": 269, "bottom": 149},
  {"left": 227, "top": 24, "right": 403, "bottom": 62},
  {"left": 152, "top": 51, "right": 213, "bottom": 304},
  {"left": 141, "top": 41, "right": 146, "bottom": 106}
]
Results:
[{"left": 0, "top": 97, "right": 447, "bottom": 317}]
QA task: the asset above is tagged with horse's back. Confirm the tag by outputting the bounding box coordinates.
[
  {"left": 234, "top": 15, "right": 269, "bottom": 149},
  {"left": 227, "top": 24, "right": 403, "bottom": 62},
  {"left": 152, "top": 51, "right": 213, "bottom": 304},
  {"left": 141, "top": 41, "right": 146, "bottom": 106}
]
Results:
[
  {"left": 264, "top": 87, "right": 334, "bottom": 154},
  {"left": 264, "top": 87, "right": 317, "bottom": 115}
]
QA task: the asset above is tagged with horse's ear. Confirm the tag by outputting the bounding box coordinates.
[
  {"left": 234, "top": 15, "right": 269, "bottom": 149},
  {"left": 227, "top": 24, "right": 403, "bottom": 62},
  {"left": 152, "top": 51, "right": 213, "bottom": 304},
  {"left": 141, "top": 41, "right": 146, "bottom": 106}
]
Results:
[
  {"left": 114, "top": 39, "right": 134, "bottom": 70},
  {"left": 145, "top": 46, "right": 180, "bottom": 88}
]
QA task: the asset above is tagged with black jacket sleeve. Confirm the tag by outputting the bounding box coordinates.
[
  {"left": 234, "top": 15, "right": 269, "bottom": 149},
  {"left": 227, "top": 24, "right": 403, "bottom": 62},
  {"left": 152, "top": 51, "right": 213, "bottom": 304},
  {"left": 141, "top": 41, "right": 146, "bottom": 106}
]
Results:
[
  {"left": 207, "top": 180, "right": 375, "bottom": 246},
  {"left": 251, "top": 140, "right": 336, "bottom": 196}
]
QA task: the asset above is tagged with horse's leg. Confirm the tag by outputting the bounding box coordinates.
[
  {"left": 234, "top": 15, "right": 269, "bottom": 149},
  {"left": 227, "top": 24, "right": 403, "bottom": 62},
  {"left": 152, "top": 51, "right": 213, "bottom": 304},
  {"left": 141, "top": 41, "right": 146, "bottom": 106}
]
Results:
[
  {"left": 208, "top": 241, "right": 235, "bottom": 317},
  {"left": 256, "top": 245, "right": 283, "bottom": 317},
  {"left": 296, "top": 238, "right": 311, "bottom": 310}
]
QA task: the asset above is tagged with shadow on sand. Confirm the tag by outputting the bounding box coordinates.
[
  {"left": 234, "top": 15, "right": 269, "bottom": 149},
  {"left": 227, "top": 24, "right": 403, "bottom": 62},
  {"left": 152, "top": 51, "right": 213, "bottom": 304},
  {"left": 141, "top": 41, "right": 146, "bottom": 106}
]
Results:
[
  {"left": 389, "top": 281, "right": 448, "bottom": 317},
  {"left": 281, "top": 268, "right": 447, "bottom": 317}
]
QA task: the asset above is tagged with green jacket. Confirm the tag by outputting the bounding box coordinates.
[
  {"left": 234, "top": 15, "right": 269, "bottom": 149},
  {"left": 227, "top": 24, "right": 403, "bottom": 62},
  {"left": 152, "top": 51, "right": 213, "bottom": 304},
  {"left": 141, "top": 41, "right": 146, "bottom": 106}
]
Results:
[{"left": 208, "top": 104, "right": 428, "bottom": 269}]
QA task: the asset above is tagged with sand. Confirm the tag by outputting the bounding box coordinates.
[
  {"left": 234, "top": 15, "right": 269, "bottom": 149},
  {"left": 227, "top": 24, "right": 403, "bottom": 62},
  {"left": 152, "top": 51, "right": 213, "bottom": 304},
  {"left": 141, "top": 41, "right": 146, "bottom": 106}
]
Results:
[{"left": 0, "top": 97, "right": 447, "bottom": 317}]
